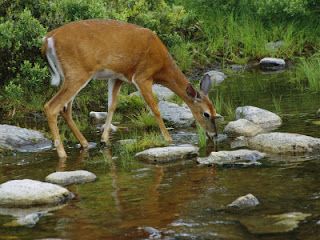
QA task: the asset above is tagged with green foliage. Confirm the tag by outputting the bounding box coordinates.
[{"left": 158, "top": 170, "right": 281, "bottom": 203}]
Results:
[
  {"left": 130, "top": 109, "right": 158, "bottom": 129},
  {"left": 293, "top": 53, "right": 320, "bottom": 91},
  {"left": 117, "top": 95, "right": 145, "bottom": 113},
  {"left": 196, "top": 124, "right": 206, "bottom": 148}
]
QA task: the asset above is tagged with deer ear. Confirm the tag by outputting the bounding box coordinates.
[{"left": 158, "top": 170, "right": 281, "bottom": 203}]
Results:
[
  {"left": 200, "top": 74, "right": 212, "bottom": 95},
  {"left": 186, "top": 84, "right": 200, "bottom": 100}
]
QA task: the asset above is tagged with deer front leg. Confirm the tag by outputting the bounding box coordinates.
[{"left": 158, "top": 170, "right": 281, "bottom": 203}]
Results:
[
  {"left": 101, "top": 79, "right": 122, "bottom": 143},
  {"left": 134, "top": 79, "right": 172, "bottom": 143}
]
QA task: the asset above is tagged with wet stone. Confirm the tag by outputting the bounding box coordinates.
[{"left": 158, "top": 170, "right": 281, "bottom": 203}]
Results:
[
  {"left": 197, "top": 149, "right": 265, "bottom": 167},
  {"left": 228, "top": 194, "right": 260, "bottom": 209},
  {"left": 224, "top": 119, "right": 264, "bottom": 137},
  {"left": 3, "top": 212, "right": 45, "bottom": 227},
  {"left": 0, "top": 124, "right": 52, "bottom": 153},
  {"left": 260, "top": 57, "right": 286, "bottom": 71},
  {"left": 45, "top": 170, "right": 97, "bottom": 186},
  {"left": 240, "top": 212, "right": 311, "bottom": 234},
  {"left": 0, "top": 179, "right": 73, "bottom": 207},
  {"left": 204, "top": 70, "right": 227, "bottom": 85},
  {"left": 247, "top": 132, "right": 320, "bottom": 154},
  {"left": 236, "top": 106, "right": 282, "bottom": 130},
  {"left": 117, "top": 139, "right": 137, "bottom": 145},
  {"left": 135, "top": 144, "right": 199, "bottom": 163}
]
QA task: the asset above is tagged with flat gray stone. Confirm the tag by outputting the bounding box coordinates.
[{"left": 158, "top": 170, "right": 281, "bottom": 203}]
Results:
[
  {"left": 241, "top": 212, "right": 311, "bottom": 234},
  {"left": 45, "top": 170, "right": 97, "bottom": 186},
  {"left": 0, "top": 180, "right": 73, "bottom": 207},
  {"left": 228, "top": 194, "right": 260, "bottom": 209},
  {"left": 197, "top": 149, "right": 265, "bottom": 166},
  {"left": 0, "top": 124, "right": 52, "bottom": 152},
  {"left": 159, "top": 101, "right": 195, "bottom": 128},
  {"left": 236, "top": 106, "right": 282, "bottom": 130},
  {"left": 265, "top": 41, "right": 284, "bottom": 52},
  {"left": 260, "top": 57, "right": 286, "bottom": 71},
  {"left": 89, "top": 111, "right": 107, "bottom": 120},
  {"left": 247, "top": 132, "right": 320, "bottom": 154},
  {"left": 135, "top": 144, "right": 199, "bottom": 163},
  {"left": 224, "top": 119, "right": 264, "bottom": 137}
]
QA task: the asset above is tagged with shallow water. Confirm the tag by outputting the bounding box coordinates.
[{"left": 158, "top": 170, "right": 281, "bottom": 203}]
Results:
[{"left": 0, "top": 69, "right": 320, "bottom": 239}]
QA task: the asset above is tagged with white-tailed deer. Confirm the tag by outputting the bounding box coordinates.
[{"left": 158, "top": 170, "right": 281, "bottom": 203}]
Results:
[{"left": 42, "top": 20, "right": 217, "bottom": 158}]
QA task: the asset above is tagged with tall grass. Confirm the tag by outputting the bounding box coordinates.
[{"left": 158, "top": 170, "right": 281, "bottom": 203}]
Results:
[
  {"left": 197, "top": 124, "right": 206, "bottom": 148},
  {"left": 130, "top": 109, "right": 158, "bottom": 129},
  {"left": 293, "top": 54, "right": 320, "bottom": 92}
]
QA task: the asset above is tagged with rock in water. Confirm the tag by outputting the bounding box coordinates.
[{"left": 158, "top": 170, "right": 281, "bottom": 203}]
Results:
[
  {"left": 204, "top": 70, "right": 226, "bottom": 85},
  {"left": 247, "top": 132, "right": 320, "bottom": 154},
  {"left": 158, "top": 101, "right": 195, "bottom": 128},
  {"left": 228, "top": 194, "right": 260, "bottom": 209},
  {"left": 197, "top": 149, "right": 265, "bottom": 167},
  {"left": 4, "top": 212, "right": 44, "bottom": 227},
  {"left": 236, "top": 106, "right": 282, "bottom": 130},
  {"left": 0, "top": 179, "right": 73, "bottom": 207},
  {"left": 135, "top": 144, "right": 199, "bottom": 163},
  {"left": 0, "top": 124, "right": 52, "bottom": 152},
  {"left": 260, "top": 57, "right": 285, "bottom": 71},
  {"left": 45, "top": 170, "right": 97, "bottom": 186},
  {"left": 224, "top": 119, "right": 264, "bottom": 137},
  {"left": 241, "top": 212, "right": 311, "bottom": 234}
]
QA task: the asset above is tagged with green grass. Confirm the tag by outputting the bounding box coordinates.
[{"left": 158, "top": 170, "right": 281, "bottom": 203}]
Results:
[
  {"left": 293, "top": 55, "right": 320, "bottom": 92},
  {"left": 272, "top": 95, "right": 282, "bottom": 113},
  {"left": 130, "top": 109, "right": 158, "bottom": 129},
  {"left": 117, "top": 132, "right": 168, "bottom": 164},
  {"left": 197, "top": 124, "right": 206, "bottom": 148}
]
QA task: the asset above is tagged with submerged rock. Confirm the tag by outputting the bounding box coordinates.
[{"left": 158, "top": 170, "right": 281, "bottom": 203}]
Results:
[
  {"left": 204, "top": 70, "right": 226, "bottom": 85},
  {"left": 3, "top": 212, "right": 45, "bottom": 227},
  {"left": 240, "top": 212, "right": 311, "bottom": 234},
  {"left": 197, "top": 149, "right": 265, "bottom": 167},
  {"left": 0, "top": 124, "right": 52, "bottom": 152},
  {"left": 0, "top": 179, "right": 73, "bottom": 207},
  {"left": 228, "top": 194, "right": 260, "bottom": 209},
  {"left": 135, "top": 144, "right": 199, "bottom": 163},
  {"left": 45, "top": 170, "right": 97, "bottom": 186},
  {"left": 159, "top": 101, "right": 195, "bottom": 128},
  {"left": 260, "top": 57, "right": 285, "bottom": 71},
  {"left": 236, "top": 106, "right": 282, "bottom": 130},
  {"left": 224, "top": 119, "right": 264, "bottom": 137},
  {"left": 247, "top": 132, "right": 320, "bottom": 154}
]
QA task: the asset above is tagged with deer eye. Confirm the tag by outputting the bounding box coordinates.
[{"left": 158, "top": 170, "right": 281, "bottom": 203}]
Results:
[{"left": 203, "top": 112, "right": 210, "bottom": 119}]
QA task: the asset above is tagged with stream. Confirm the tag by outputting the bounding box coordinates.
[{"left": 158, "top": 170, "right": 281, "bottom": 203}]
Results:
[{"left": 0, "top": 69, "right": 319, "bottom": 239}]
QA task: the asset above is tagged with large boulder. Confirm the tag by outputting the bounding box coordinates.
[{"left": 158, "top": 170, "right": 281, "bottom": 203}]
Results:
[
  {"left": 197, "top": 149, "right": 265, "bottom": 167},
  {"left": 236, "top": 106, "right": 282, "bottom": 130},
  {"left": 0, "top": 125, "right": 52, "bottom": 152},
  {"left": 224, "top": 119, "right": 264, "bottom": 137},
  {"left": 135, "top": 144, "right": 199, "bottom": 163},
  {"left": 240, "top": 212, "right": 311, "bottom": 234},
  {"left": 45, "top": 170, "right": 97, "bottom": 186},
  {"left": 159, "top": 101, "right": 195, "bottom": 128},
  {"left": 247, "top": 132, "right": 320, "bottom": 154},
  {"left": 260, "top": 57, "right": 285, "bottom": 71},
  {"left": 0, "top": 179, "right": 73, "bottom": 207}
]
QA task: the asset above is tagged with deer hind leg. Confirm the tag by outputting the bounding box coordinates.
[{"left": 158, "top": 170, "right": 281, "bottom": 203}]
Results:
[
  {"left": 45, "top": 75, "right": 91, "bottom": 158},
  {"left": 101, "top": 79, "right": 123, "bottom": 143},
  {"left": 134, "top": 78, "right": 172, "bottom": 142},
  {"left": 60, "top": 99, "right": 89, "bottom": 149}
]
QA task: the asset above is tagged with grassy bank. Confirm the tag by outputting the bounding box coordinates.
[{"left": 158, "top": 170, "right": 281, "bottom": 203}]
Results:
[{"left": 0, "top": 0, "right": 319, "bottom": 121}]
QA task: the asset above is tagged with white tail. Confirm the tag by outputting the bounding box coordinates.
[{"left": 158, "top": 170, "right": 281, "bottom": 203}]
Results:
[{"left": 42, "top": 20, "right": 217, "bottom": 158}]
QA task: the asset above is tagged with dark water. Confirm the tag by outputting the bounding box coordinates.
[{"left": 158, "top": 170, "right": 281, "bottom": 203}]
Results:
[{"left": 0, "top": 70, "right": 320, "bottom": 239}]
